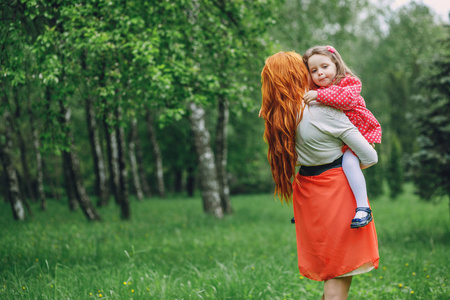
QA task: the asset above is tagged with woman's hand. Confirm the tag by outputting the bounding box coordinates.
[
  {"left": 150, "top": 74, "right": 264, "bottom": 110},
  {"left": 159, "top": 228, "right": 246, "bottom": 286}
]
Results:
[{"left": 303, "top": 91, "right": 318, "bottom": 104}]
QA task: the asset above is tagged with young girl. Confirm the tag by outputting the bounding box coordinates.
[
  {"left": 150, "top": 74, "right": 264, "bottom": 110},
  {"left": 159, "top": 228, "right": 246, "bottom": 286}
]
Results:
[{"left": 302, "top": 45, "right": 382, "bottom": 229}]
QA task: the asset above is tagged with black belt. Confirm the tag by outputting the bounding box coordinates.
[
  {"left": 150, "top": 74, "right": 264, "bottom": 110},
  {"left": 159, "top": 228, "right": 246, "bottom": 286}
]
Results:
[{"left": 299, "top": 156, "right": 343, "bottom": 176}]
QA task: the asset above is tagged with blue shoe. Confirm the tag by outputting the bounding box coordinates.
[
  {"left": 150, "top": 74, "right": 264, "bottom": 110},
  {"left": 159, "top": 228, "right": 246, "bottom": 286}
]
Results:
[
  {"left": 350, "top": 207, "right": 372, "bottom": 229},
  {"left": 291, "top": 217, "right": 295, "bottom": 224}
]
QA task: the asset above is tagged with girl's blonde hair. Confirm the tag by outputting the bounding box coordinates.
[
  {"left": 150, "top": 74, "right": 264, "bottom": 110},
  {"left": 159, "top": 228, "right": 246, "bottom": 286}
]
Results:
[
  {"left": 260, "top": 51, "right": 309, "bottom": 203},
  {"left": 302, "top": 45, "right": 355, "bottom": 85}
]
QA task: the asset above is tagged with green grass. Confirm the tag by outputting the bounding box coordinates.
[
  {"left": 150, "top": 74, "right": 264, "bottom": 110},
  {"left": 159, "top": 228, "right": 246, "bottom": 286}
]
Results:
[{"left": 0, "top": 186, "right": 449, "bottom": 299}]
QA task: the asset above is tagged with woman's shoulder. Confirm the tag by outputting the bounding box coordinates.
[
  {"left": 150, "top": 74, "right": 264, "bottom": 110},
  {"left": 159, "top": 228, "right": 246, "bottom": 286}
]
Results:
[
  {"left": 303, "top": 103, "right": 355, "bottom": 136},
  {"left": 308, "top": 102, "right": 348, "bottom": 123}
]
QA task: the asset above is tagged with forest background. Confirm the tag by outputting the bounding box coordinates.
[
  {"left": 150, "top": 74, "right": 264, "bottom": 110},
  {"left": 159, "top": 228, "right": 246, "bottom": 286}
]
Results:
[
  {"left": 1, "top": 0, "right": 449, "bottom": 221},
  {"left": 1, "top": 0, "right": 450, "bottom": 299}
]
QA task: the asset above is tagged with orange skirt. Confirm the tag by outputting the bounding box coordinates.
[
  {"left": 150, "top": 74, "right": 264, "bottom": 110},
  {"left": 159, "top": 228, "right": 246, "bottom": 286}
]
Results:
[{"left": 292, "top": 167, "right": 379, "bottom": 281}]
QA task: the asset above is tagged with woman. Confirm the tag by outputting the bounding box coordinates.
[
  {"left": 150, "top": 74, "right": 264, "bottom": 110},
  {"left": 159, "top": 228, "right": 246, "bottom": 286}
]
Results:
[{"left": 259, "top": 51, "right": 379, "bottom": 299}]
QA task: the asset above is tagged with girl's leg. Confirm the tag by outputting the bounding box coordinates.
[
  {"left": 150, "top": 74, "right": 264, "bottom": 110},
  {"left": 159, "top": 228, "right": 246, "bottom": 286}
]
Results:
[
  {"left": 322, "top": 276, "right": 353, "bottom": 300},
  {"left": 342, "top": 149, "right": 369, "bottom": 219}
]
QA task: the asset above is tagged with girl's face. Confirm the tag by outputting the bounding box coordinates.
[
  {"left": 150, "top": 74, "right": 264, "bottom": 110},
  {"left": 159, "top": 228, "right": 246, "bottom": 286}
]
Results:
[{"left": 307, "top": 54, "right": 337, "bottom": 87}]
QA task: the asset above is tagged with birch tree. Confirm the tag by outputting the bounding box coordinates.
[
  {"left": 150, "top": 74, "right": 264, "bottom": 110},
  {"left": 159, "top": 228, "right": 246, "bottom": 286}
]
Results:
[{"left": 0, "top": 110, "right": 26, "bottom": 220}]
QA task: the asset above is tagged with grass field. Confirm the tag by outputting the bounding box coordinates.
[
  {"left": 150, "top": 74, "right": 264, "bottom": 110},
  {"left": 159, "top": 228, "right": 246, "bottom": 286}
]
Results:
[{"left": 1, "top": 186, "right": 449, "bottom": 299}]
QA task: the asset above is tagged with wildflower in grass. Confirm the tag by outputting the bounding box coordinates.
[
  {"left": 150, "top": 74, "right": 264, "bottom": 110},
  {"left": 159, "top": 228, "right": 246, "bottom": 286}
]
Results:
[
  {"left": 426, "top": 275, "right": 430, "bottom": 279},
  {"left": 405, "top": 263, "right": 409, "bottom": 267},
  {"left": 398, "top": 284, "right": 403, "bottom": 288},
  {"left": 22, "top": 286, "right": 25, "bottom": 290},
  {"left": 423, "top": 268, "right": 427, "bottom": 272},
  {"left": 412, "top": 272, "right": 416, "bottom": 276},
  {"left": 131, "top": 289, "right": 134, "bottom": 293},
  {"left": 35, "top": 258, "right": 39, "bottom": 262},
  {"left": 411, "top": 291, "right": 414, "bottom": 294},
  {"left": 99, "top": 294, "right": 102, "bottom": 298},
  {"left": 89, "top": 292, "right": 92, "bottom": 296},
  {"left": 299, "top": 276, "right": 304, "bottom": 280},
  {"left": 123, "top": 282, "right": 127, "bottom": 285},
  {"left": 50, "top": 285, "right": 54, "bottom": 288},
  {"left": 382, "top": 266, "right": 386, "bottom": 271},
  {"left": 146, "top": 288, "right": 150, "bottom": 292},
  {"left": 379, "top": 276, "right": 383, "bottom": 279}
]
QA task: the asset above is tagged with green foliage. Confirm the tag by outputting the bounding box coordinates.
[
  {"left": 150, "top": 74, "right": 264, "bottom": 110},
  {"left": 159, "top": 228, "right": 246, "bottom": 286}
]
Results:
[
  {"left": 272, "top": 0, "right": 371, "bottom": 51},
  {"left": 227, "top": 109, "right": 274, "bottom": 194},
  {"left": 386, "top": 135, "right": 404, "bottom": 199},
  {"left": 409, "top": 27, "right": 450, "bottom": 202},
  {"left": 2, "top": 0, "right": 449, "bottom": 200},
  {"left": 2, "top": 0, "right": 284, "bottom": 196},
  {"left": 337, "top": 3, "right": 446, "bottom": 190},
  {"left": 365, "top": 159, "right": 384, "bottom": 199},
  {"left": 0, "top": 188, "right": 449, "bottom": 298}
]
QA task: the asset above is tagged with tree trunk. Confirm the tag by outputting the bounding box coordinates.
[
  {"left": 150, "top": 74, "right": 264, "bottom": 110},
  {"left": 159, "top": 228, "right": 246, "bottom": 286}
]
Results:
[
  {"left": 0, "top": 111, "right": 26, "bottom": 220},
  {"left": 174, "top": 169, "right": 182, "bottom": 193},
  {"left": 187, "top": 101, "right": 223, "bottom": 218},
  {"left": 81, "top": 51, "right": 109, "bottom": 206},
  {"left": 104, "top": 117, "right": 120, "bottom": 206},
  {"left": 62, "top": 151, "right": 78, "bottom": 211},
  {"left": 115, "top": 106, "right": 130, "bottom": 219},
  {"left": 29, "top": 107, "right": 46, "bottom": 210},
  {"left": 2, "top": 172, "right": 10, "bottom": 203},
  {"left": 134, "top": 123, "right": 152, "bottom": 197},
  {"left": 44, "top": 157, "right": 61, "bottom": 201},
  {"left": 215, "top": 95, "right": 232, "bottom": 214},
  {"left": 85, "top": 94, "right": 109, "bottom": 206},
  {"left": 59, "top": 99, "right": 101, "bottom": 221},
  {"left": 128, "top": 118, "right": 144, "bottom": 201},
  {"left": 13, "top": 90, "right": 36, "bottom": 202},
  {"left": 186, "top": 166, "right": 195, "bottom": 197},
  {"left": 146, "top": 109, "right": 165, "bottom": 197},
  {"left": 70, "top": 140, "right": 102, "bottom": 221}
]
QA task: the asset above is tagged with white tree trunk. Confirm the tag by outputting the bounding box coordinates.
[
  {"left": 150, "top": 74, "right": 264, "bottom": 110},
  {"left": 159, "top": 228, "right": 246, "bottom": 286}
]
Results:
[
  {"left": 215, "top": 96, "right": 232, "bottom": 213},
  {"left": 0, "top": 111, "right": 26, "bottom": 220},
  {"left": 129, "top": 118, "right": 144, "bottom": 201},
  {"left": 85, "top": 95, "right": 109, "bottom": 206},
  {"left": 30, "top": 109, "right": 46, "bottom": 210},
  {"left": 188, "top": 101, "right": 223, "bottom": 218}
]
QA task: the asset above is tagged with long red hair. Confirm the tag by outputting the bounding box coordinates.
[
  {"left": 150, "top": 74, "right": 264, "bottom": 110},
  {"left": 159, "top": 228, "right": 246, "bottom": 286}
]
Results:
[{"left": 260, "top": 51, "right": 309, "bottom": 203}]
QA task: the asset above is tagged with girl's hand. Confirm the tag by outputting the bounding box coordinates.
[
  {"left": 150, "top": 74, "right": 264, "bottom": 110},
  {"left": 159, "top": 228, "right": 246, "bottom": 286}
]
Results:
[{"left": 303, "top": 91, "right": 318, "bottom": 104}]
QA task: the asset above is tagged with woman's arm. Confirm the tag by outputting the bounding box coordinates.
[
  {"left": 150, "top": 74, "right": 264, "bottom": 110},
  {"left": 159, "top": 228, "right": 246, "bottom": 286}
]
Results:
[
  {"left": 341, "top": 128, "right": 378, "bottom": 169},
  {"left": 319, "top": 105, "right": 377, "bottom": 168}
]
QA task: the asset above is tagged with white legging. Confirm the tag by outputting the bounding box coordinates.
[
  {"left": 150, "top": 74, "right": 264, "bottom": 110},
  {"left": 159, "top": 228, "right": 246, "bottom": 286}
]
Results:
[{"left": 342, "top": 149, "right": 369, "bottom": 208}]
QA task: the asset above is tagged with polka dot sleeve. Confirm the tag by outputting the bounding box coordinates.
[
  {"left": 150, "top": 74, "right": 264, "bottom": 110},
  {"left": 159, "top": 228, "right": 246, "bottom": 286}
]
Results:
[
  {"left": 315, "top": 76, "right": 382, "bottom": 144},
  {"left": 316, "top": 77, "right": 362, "bottom": 110}
]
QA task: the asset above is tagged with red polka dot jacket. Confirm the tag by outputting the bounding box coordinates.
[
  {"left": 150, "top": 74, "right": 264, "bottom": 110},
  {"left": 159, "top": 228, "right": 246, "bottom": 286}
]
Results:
[{"left": 316, "top": 76, "right": 382, "bottom": 144}]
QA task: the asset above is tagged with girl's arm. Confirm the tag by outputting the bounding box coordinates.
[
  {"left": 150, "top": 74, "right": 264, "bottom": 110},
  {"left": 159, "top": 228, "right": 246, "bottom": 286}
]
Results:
[{"left": 316, "top": 77, "right": 362, "bottom": 110}]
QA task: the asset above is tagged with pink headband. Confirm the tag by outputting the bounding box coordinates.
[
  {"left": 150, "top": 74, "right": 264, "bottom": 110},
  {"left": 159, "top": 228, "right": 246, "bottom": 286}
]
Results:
[{"left": 326, "top": 45, "right": 336, "bottom": 53}]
